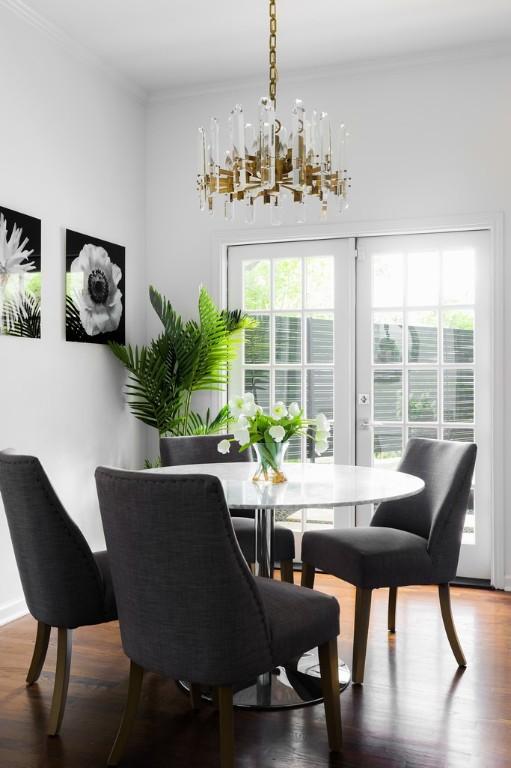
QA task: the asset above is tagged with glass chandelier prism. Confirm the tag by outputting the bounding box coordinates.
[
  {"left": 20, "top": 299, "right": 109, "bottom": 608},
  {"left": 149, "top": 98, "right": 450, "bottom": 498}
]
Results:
[{"left": 197, "top": 0, "right": 351, "bottom": 224}]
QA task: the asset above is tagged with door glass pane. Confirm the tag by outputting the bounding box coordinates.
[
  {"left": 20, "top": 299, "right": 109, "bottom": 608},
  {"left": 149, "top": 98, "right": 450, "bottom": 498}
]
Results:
[
  {"left": 408, "top": 369, "right": 438, "bottom": 422},
  {"left": 443, "top": 427, "right": 474, "bottom": 442},
  {"left": 305, "top": 256, "right": 334, "bottom": 308},
  {"left": 307, "top": 313, "right": 333, "bottom": 363},
  {"left": 275, "top": 314, "right": 301, "bottom": 363},
  {"left": 373, "top": 426, "right": 403, "bottom": 468},
  {"left": 373, "top": 370, "right": 402, "bottom": 421},
  {"left": 243, "top": 260, "right": 270, "bottom": 310},
  {"left": 407, "top": 251, "right": 439, "bottom": 305},
  {"left": 373, "top": 253, "right": 403, "bottom": 307},
  {"left": 373, "top": 312, "right": 402, "bottom": 363},
  {"left": 244, "top": 315, "right": 270, "bottom": 364},
  {"left": 443, "top": 369, "right": 474, "bottom": 423},
  {"left": 442, "top": 250, "right": 475, "bottom": 305},
  {"left": 244, "top": 369, "right": 270, "bottom": 409},
  {"left": 408, "top": 311, "right": 438, "bottom": 363},
  {"left": 306, "top": 369, "right": 333, "bottom": 419},
  {"left": 274, "top": 258, "right": 302, "bottom": 309},
  {"left": 275, "top": 369, "right": 301, "bottom": 404},
  {"left": 408, "top": 426, "right": 438, "bottom": 439},
  {"left": 443, "top": 310, "right": 474, "bottom": 363}
]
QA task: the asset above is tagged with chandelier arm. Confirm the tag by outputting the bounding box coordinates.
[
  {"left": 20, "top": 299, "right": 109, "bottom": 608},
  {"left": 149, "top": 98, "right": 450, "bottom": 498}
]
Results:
[{"left": 269, "top": 0, "right": 277, "bottom": 107}]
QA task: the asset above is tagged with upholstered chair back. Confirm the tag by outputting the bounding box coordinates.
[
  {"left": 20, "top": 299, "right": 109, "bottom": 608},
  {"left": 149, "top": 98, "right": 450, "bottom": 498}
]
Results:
[
  {"left": 95, "top": 468, "right": 273, "bottom": 685},
  {"left": 160, "top": 435, "right": 255, "bottom": 519},
  {"left": 0, "top": 453, "right": 108, "bottom": 628},
  {"left": 371, "top": 438, "right": 477, "bottom": 581},
  {"left": 160, "top": 434, "right": 253, "bottom": 467}
]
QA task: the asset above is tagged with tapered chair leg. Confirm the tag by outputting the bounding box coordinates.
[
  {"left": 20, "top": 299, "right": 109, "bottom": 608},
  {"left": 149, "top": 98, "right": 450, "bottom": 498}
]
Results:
[
  {"left": 108, "top": 661, "right": 144, "bottom": 767},
  {"left": 388, "top": 587, "right": 398, "bottom": 633},
  {"left": 280, "top": 559, "right": 294, "bottom": 584},
  {"left": 301, "top": 562, "right": 316, "bottom": 589},
  {"left": 190, "top": 683, "right": 202, "bottom": 711},
  {"left": 318, "top": 639, "right": 342, "bottom": 752},
  {"left": 26, "top": 621, "right": 51, "bottom": 685},
  {"left": 352, "top": 588, "right": 372, "bottom": 684},
  {"left": 48, "top": 628, "right": 73, "bottom": 736},
  {"left": 438, "top": 584, "right": 467, "bottom": 667},
  {"left": 217, "top": 686, "right": 234, "bottom": 768}
]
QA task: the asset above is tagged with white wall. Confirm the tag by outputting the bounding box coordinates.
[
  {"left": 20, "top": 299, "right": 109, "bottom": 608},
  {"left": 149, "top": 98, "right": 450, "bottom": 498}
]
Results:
[
  {"left": 0, "top": 7, "right": 147, "bottom": 623},
  {"left": 146, "top": 52, "right": 511, "bottom": 587}
]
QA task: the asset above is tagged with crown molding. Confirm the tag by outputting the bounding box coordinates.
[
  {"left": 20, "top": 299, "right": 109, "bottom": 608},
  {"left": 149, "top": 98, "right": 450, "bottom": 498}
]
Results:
[
  {"left": 0, "top": 0, "right": 148, "bottom": 103},
  {"left": 148, "top": 39, "right": 511, "bottom": 105}
]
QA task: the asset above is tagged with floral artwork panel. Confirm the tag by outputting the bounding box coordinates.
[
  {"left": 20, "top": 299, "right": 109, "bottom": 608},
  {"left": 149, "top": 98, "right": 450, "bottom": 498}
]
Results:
[
  {"left": 65, "top": 229, "right": 125, "bottom": 344},
  {"left": 0, "top": 205, "right": 41, "bottom": 338}
]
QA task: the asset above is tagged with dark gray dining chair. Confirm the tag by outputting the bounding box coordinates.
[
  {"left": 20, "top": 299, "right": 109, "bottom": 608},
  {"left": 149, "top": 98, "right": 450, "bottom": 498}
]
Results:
[
  {"left": 160, "top": 435, "right": 295, "bottom": 582},
  {"left": 301, "top": 438, "right": 477, "bottom": 684},
  {"left": 95, "top": 467, "right": 342, "bottom": 767},
  {"left": 0, "top": 453, "right": 117, "bottom": 735}
]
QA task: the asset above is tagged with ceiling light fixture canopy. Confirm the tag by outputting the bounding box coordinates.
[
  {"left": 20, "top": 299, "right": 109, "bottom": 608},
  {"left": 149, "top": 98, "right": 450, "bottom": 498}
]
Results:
[{"left": 197, "top": 0, "right": 351, "bottom": 224}]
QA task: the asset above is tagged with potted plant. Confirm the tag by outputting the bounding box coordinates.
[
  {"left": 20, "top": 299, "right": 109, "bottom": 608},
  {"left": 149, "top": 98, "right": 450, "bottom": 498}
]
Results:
[{"left": 110, "top": 286, "right": 254, "bottom": 458}]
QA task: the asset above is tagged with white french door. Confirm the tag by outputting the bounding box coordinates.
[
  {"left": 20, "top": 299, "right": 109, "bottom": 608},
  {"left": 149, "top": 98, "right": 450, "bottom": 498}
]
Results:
[
  {"left": 355, "top": 230, "right": 492, "bottom": 579},
  {"left": 228, "top": 238, "right": 356, "bottom": 553},
  {"left": 227, "top": 229, "right": 493, "bottom": 579}
]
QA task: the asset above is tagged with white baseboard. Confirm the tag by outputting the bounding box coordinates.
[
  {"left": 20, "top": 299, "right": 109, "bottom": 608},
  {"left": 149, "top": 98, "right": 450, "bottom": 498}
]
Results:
[
  {"left": 504, "top": 575, "right": 511, "bottom": 592},
  {"left": 0, "top": 598, "right": 28, "bottom": 626}
]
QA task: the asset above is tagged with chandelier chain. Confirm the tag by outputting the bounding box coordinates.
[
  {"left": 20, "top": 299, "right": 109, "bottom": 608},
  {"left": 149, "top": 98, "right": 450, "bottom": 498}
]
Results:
[{"left": 269, "top": 0, "right": 277, "bottom": 105}]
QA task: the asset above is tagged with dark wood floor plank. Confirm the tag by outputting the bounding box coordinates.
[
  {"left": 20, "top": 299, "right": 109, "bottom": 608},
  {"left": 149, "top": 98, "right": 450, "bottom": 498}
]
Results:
[{"left": 0, "top": 577, "right": 510, "bottom": 767}]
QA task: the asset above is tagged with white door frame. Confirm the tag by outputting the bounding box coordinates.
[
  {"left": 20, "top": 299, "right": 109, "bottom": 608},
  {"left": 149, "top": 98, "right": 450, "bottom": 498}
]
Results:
[{"left": 210, "top": 211, "right": 504, "bottom": 589}]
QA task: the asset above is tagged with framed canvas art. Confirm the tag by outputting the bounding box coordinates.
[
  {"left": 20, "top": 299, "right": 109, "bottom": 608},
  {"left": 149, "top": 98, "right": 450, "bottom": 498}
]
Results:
[
  {"left": 65, "top": 229, "right": 125, "bottom": 344},
  {"left": 0, "top": 205, "right": 41, "bottom": 338}
]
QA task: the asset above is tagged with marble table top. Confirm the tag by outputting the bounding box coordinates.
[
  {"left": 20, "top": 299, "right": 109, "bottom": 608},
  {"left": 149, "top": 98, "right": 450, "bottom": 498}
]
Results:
[{"left": 148, "top": 462, "right": 425, "bottom": 510}]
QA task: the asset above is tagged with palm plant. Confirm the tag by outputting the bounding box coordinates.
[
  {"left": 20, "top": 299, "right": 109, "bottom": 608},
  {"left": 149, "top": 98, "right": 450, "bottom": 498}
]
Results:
[{"left": 109, "top": 285, "right": 255, "bottom": 437}]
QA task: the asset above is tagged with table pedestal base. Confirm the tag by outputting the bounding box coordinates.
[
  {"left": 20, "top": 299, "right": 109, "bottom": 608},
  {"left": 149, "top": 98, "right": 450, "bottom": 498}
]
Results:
[{"left": 180, "top": 650, "right": 351, "bottom": 711}]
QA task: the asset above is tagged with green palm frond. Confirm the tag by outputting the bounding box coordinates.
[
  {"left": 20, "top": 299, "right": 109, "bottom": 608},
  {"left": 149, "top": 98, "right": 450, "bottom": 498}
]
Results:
[
  {"left": 110, "top": 286, "right": 253, "bottom": 436},
  {"left": 3, "top": 292, "right": 41, "bottom": 338}
]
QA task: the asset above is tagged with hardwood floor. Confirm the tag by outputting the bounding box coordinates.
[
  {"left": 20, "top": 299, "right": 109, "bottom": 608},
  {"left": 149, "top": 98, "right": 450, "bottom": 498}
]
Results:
[{"left": 0, "top": 575, "right": 510, "bottom": 768}]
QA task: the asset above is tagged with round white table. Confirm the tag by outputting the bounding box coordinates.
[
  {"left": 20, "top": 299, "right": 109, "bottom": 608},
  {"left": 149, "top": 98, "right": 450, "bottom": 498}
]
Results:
[{"left": 150, "top": 462, "right": 424, "bottom": 709}]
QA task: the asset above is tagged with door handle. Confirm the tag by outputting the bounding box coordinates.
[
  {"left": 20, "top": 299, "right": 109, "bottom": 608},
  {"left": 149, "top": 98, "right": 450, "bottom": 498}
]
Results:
[{"left": 358, "top": 419, "right": 373, "bottom": 431}]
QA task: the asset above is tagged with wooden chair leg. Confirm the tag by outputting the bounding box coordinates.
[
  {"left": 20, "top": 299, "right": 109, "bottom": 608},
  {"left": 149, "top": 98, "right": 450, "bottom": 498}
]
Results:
[
  {"left": 280, "top": 559, "right": 294, "bottom": 584},
  {"left": 438, "top": 584, "right": 467, "bottom": 667},
  {"left": 190, "top": 683, "right": 202, "bottom": 711},
  {"left": 108, "top": 661, "right": 144, "bottom": 767},
  {"left": 388, "top": 587, "right": 397, "bottom": 633},
  {"left": 352, "top": 588, "right": 372, "bottom": 684},
  {"left": 217, "top": 686, "right": 234, "bottom": 768},
  {"left": 318, "top": 639, "right": 343, "bottom": 752},
  {"left": 301, "top": 562, "right": 316, "bottom": 589},
  {"left": 48, "top": 628, "right": 73, "bottom": 736},
  {"left": 26, "top": 621, "right": 51, "bottom": 685}
]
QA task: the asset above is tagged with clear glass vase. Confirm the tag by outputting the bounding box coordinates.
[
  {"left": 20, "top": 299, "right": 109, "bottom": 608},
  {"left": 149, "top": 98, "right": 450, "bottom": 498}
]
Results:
[{"left": 252, "top": 441, "right": 289, "bottom": 484}]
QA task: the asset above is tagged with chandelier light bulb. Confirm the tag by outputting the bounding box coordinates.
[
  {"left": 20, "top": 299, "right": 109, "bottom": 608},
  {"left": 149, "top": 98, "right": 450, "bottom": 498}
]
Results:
[{"left": 197, "top": 0, "right": 351, "bottom": 223}]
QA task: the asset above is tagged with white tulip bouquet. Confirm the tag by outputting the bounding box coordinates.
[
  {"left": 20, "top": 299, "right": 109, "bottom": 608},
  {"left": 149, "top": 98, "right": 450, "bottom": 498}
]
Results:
[{"left": 217, "top": 392, "right": 330, "bottom": 483}]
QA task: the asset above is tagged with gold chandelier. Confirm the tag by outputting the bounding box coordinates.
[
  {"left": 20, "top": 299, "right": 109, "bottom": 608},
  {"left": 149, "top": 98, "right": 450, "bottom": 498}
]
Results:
[{"left": 197, "top": 0, "right": 351, "bottom": 224}]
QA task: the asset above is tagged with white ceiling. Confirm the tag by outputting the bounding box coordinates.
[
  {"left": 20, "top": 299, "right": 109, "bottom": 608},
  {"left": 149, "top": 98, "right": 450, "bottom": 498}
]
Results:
[{"left": 20, "top": 0, "right": 511, "bottom": 94}]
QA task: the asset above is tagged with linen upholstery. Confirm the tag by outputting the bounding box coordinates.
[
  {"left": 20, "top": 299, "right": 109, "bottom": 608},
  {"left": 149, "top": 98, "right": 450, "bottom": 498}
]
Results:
[
  {"left": 0, "top": 453, "right": 116, "bottom": 628},
  {"left": 160, "top": 434, "right": 295, "bottom": 562},
  {"left": 301, "top": 527, "right": 433, "bottom": 589},
  {"left": 95, "top": 468, "right": 339, "bottom": 686},
  {"left": 302, "top": 439, "right": 476, "bottom": 589}
]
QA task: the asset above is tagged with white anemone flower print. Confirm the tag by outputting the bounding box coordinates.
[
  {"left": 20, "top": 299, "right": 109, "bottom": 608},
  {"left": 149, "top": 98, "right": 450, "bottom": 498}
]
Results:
[
  {"left": 71, "top": 244, "right": 123, "bottom": 336},
  {"left": 0, "top": 213, "right": 35, "bottom": 276}
]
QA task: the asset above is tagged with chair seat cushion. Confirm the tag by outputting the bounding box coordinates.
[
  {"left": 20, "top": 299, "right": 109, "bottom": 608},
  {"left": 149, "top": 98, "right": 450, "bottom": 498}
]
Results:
[
  {"left": 231, "top": 517, "right": 295, "bottom": 563},
  {"left": 256, "top": 578, "right": 339, "bottom": 666},
  {"left": 302, "top": 527, "right": 434, "bottom": 589},
  {"left": 92, "top": 551, "right": 118, "bottom": 622}
]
